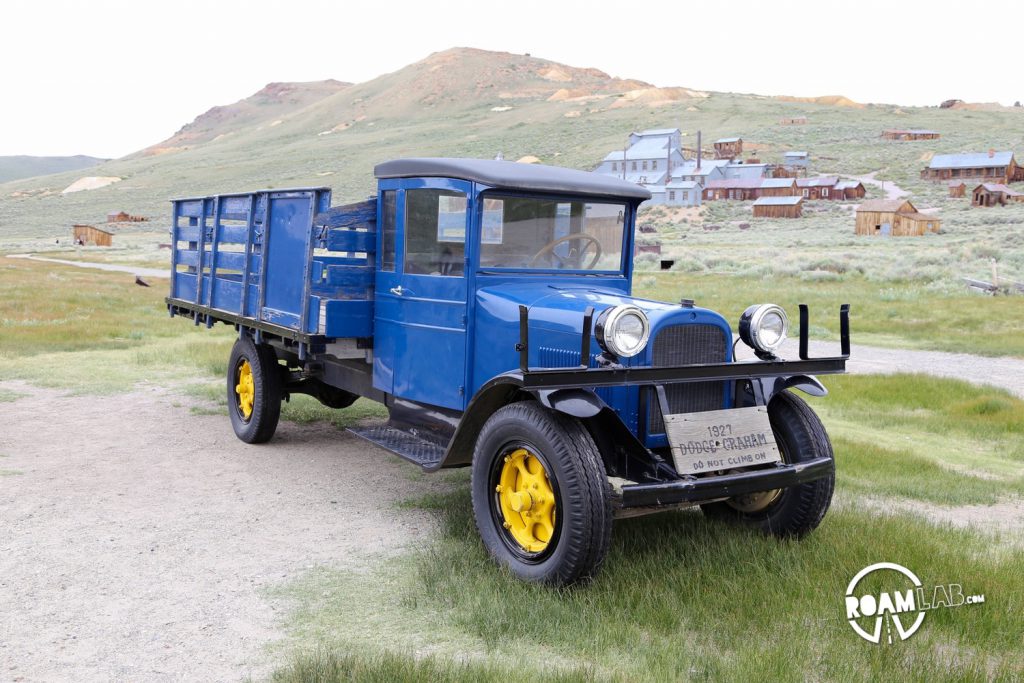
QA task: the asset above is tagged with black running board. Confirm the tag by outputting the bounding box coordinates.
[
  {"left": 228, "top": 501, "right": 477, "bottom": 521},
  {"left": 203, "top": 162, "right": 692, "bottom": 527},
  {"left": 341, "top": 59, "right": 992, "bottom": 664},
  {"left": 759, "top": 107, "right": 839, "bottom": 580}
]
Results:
[{"left": 348, "top": 425, "right": 444, "bottom": 470}]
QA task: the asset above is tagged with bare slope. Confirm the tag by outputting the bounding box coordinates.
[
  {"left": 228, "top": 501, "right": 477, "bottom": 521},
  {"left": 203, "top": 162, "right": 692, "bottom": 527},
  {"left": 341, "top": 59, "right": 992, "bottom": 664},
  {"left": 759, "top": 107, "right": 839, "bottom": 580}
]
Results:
[{"left": 142, "top": 79, "right": 352, "bottom": 155}]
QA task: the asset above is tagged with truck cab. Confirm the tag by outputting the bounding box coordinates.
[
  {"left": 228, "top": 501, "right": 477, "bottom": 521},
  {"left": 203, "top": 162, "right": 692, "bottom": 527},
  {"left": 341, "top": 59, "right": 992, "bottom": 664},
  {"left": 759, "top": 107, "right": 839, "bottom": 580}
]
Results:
[{"left": 168, "top": 158, "right": 850, "bottom": 585}]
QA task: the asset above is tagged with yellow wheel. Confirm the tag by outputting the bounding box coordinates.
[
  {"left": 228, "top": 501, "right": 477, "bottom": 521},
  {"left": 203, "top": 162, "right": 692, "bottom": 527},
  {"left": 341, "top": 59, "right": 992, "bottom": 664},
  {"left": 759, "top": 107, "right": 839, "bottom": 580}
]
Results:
[
  {"left": 235, "top": 360, "right": 255, "bottom": 420},
  {"left": 471, "top": 402, "right": 612, "bottom": 585},
  {"left": 496, "top": 448, "right": 557, "bottom": 553},
  {"left": 227, "top": 336, "right": 282, "bottom": 443}
]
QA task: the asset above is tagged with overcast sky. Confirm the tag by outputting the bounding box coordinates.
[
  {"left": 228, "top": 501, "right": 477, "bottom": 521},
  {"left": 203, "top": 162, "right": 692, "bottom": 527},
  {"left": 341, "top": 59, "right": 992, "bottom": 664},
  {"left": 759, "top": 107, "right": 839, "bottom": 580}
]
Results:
[{"left": 3, "top": 0, "right": 1022, "bottom": 158}]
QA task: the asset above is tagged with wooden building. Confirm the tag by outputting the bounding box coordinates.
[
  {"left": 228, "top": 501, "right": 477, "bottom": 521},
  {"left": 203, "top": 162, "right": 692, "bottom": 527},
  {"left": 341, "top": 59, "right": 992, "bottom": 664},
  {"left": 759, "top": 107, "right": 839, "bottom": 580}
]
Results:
[
  {"left": 971, "top": 183, "right": 1024, "bottom": 207},
  {"left": 759, "top": 178, "right": 798, "bottom": 196},
  {"left": 703, "top": 178, "right": 762, "bottom": 201},
  {"left": 72, "top": 224, "right": 113, "bottom": 246},
  {"left": 834, "top": 180, "right": 866, "bottom": 200},
  {"left": 783, "top": 151, "right": 810, "bottom": 170},
  {"left": 753, "top": 196, "right": 803, "bottom": 218},
  {"left": 921, "top": 151, "right": 1023, "bottom": 184},
  {"left": 107, "top": 210, "right": 148, "bottom": 223},
  {"left": 634, "top": 243, "right": 663, "bottom": 256},
  {"left": 948, "top": 180, "right": 967, "bottom": 198},
  {"left": 881, "top": 129, "right": 940, "bottom": 141},
  {"left": 714, "top": 137, "right": 743, "bottom": 160},
  {"left": 779, "top": 116, "right": 808, "bottom": 125},
  {"left": 796, "top": 176, "right": 840, "bottom": 200},
  {"left": 855, "top": 199, "right": 940, "bottom": 237}
]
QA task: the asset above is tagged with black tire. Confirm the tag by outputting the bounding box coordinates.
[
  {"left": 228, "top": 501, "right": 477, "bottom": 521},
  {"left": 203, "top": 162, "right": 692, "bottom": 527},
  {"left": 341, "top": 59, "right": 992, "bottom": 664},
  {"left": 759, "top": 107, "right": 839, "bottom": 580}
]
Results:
[
  {"left": 701, "top": 391, "right": 834, "bottom": 537},
  {"left": 471, "top": 401, "right": 612, "bottom": 586},
  {"left": 227, "top": 336, "right": 283, "bottom": 444}
]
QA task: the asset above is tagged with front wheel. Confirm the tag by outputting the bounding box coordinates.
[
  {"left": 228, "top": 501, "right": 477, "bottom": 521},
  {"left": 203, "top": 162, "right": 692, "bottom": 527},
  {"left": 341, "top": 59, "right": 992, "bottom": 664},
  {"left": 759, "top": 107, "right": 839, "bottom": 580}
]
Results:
[
  {"left": 702, "top": 390, "right": 835, "bottom": 537},
  {"left": 227, "top": 336, "right": 283, "bottom": 444},
  {"left": 471, "top": 401, "right": 612, "bottom": 585}
]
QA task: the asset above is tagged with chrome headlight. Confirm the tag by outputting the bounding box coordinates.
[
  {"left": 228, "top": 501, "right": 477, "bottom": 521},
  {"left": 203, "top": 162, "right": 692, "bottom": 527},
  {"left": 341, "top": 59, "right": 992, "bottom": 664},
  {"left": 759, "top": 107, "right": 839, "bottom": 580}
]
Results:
[
  {"left": 739, "top": 304, "right": 789, "bottom": 354},
  {"left": 595, "top": 305, "right": 650, "bottom": 358}
]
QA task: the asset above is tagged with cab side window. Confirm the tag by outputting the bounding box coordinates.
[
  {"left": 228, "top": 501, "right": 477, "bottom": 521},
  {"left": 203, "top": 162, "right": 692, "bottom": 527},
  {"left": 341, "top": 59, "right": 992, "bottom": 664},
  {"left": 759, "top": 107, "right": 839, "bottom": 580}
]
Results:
[{"left": 404, "top": 189, "right": 466, "bottom": 276}]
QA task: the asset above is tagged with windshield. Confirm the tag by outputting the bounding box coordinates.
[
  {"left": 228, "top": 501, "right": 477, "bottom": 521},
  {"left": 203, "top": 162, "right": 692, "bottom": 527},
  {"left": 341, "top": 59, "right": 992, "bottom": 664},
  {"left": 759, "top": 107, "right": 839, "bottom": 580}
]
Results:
[{"left": 478, "top": 195, "right": 627, "bottom": 272}]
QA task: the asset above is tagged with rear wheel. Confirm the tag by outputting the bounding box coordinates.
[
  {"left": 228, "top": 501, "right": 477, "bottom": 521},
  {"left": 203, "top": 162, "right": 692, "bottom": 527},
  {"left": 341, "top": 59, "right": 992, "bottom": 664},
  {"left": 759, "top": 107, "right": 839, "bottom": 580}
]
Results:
[
  {"left": 227, "top": 336, "right": 282, "bottom": 443},
  {"left": 701, "top": 391, "right": 834, "bottom": 537},
  {"left": 471, "top": 401, "right": 612, "bottom": 585}
]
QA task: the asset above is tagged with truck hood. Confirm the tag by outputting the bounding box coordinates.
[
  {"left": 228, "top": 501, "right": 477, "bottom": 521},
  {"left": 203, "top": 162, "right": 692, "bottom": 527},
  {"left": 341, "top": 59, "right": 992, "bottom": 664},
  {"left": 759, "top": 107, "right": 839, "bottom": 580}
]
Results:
[{"left": 476, "top": 282, "right": 731, "bottom": 340}]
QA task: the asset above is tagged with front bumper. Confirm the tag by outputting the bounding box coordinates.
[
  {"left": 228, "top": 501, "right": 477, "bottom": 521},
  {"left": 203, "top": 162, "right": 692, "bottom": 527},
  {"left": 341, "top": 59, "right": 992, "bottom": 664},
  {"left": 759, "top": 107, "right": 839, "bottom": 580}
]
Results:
[{"left": 615, "top": 456, "right": 834, "bottom": 508}]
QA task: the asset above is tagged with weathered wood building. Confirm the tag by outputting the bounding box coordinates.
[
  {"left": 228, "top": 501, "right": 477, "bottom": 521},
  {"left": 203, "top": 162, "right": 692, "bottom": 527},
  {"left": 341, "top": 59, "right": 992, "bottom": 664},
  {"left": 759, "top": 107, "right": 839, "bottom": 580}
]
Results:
[
  {"left": 759, "top": 178, "right": 798, "bottom": 196},
  {"left": 881, "top": 129, "right": 940, "bottom": 141},
  {"left": 72, "top": 224, "right": 113, "bottom": 246},
  {"left": 971, "top": 183, "right": 1024, "bottom": 207},
  {"left": 855, "top": 199, "right": 940, "bottom": 237},
  {"left": 714, "top": 137, "right": 743, "bottom": 160},
  {"left": 106, "top": 211, "right": 148, "bottom": 223},
  {"left": 797, "top": 176, "right": 840, "bottom": 200},
  {"left": 753, "top": 196, "right": 803, "bottom": 218},
  {"left": 834, "top": 180, "right": 866, "bottom": 200},
  {"left": 921, "top": 151, "right": 1023, "bottom": 184},
  {"left": 948, "top": 180, "right": 967, "bottom": 198},
  {"left": 704, "top": 178, "right": 762, "bottom": 201},
  {"left": 779, "top": 116, "right": 808, "bottom": 125}
]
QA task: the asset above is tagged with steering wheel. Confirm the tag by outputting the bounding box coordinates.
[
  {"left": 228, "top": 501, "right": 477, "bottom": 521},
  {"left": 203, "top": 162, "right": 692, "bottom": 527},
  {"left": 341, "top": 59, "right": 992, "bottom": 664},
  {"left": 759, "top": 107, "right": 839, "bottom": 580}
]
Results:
[{"left": 528, "top": 234, "right": 603, "bottom": 270}]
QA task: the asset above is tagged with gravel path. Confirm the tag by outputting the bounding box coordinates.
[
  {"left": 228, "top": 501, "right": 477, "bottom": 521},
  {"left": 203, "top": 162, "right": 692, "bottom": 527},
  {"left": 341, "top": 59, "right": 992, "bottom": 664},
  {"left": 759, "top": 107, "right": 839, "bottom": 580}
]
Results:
[
  {"left": 0, "top": 383, "right": 443, "bottom": 682},
  {"left": 5, "top": 254, "right": 168, "bottom": 279},
  {"left": 735, "top": 339, "right": 1024, "bottom": 399}
]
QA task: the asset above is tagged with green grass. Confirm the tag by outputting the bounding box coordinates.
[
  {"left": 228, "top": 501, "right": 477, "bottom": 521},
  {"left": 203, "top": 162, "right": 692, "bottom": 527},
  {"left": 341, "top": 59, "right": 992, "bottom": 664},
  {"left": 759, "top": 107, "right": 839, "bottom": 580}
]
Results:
[
  {"left": 0, "top": 388, "right": 23, "bottom": 402},
  {"left": 268, "top": 374, "right": 1024, "bottom": 683},
  {"left": 633, "top": 271, "right": 1024, "bottom": 357}
]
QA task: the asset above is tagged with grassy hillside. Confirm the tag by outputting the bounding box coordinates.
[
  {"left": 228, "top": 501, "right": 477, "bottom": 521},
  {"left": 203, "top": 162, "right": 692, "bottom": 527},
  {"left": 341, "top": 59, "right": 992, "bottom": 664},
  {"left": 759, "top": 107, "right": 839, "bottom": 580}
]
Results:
[
  {"left": 1, "top": 47, "right": 1019, "bottom": 240},
  {"left": 0, "top": 154, "right": 107, "bottom": 184},
  {"left": 0, "top": 47, "right": 1021, "bottom": 330}
]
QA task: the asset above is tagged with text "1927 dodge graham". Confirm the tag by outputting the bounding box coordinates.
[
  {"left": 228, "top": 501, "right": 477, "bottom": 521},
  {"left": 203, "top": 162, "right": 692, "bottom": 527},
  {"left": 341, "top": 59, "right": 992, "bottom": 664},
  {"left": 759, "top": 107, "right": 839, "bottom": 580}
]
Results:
[{"left": 167, "top": 158, "right": 850, "bottom": 585}]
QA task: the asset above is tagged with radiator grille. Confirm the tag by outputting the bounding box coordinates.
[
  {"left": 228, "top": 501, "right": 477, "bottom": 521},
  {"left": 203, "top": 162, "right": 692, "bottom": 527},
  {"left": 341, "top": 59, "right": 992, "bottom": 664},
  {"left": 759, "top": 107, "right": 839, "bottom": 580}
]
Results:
[{"left": 646, "top": 324, "right": 728, "bottom": 434}]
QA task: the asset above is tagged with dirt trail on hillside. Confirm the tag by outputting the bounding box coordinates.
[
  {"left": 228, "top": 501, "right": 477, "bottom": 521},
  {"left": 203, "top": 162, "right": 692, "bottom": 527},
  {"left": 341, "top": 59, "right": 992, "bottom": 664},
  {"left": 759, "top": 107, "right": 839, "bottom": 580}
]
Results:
[{"left": 0, "top": 383, "right": 445, "bottom": 682}]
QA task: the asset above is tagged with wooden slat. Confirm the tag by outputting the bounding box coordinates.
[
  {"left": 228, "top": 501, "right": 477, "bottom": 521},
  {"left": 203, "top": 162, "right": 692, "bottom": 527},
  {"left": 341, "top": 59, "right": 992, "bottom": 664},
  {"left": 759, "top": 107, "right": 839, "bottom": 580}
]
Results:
[
  {"left": 177, "top": 250, "right": 200, "bottom": 267},
  {"left": 314, "top": 199, "right": 376, "bottom": 229},
  {"left": 326, "top": 229, "right": 375, "bottom": 253},
  {"left": 324, "top": 264, "right": 373, "bottom": 288},
  {"left": 322, "top": 299, "right": 373, "bottom": 338}
]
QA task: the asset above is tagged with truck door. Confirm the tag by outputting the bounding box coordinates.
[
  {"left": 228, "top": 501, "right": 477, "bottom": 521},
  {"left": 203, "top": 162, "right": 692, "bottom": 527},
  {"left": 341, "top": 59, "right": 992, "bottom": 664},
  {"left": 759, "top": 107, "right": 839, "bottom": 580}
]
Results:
[{"left": 373, "top": 179, "right": 471, "bottom": 411}]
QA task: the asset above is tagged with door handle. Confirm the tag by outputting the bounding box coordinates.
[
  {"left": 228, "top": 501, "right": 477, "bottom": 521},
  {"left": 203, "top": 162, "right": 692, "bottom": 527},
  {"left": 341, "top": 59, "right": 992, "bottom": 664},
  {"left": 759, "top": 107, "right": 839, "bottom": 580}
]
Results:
[{"left": 389, "top": 285, "right": 404, "bottom": 296}]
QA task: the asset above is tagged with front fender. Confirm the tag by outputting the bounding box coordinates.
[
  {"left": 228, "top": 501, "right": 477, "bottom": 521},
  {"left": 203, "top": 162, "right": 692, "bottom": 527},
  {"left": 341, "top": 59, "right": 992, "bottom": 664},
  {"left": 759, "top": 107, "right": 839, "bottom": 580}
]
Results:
[
  {"left": 757, "top": 374, "right": 828, "bottom": 403},
  {"left": 531, "top": 388, "right": 605, "bottom": 418}
]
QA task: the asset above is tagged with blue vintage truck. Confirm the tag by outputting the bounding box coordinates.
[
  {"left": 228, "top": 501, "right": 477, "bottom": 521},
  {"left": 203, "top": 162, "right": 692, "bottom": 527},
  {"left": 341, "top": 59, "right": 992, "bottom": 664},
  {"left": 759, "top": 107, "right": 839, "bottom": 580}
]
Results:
[{"left": 168, "top": 158, "right": 850, "bottom": 585}]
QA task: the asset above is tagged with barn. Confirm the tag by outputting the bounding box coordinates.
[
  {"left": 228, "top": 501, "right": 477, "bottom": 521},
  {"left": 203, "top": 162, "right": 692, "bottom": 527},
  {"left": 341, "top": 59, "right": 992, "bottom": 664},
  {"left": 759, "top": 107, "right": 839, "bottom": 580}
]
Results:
[
  {"left": 948, "top": 180, "right": 967, "bottom": 198},
  {"left": 753, "top": 196, "right": 803, "bottom": 218},
  {"left": 921, "top": 151, "right": 1023, "bottom": 184},
  {"left": 881, "top": 129, "right": 940, "bottom": 141},
  {"left": 714, "top": 137, "right": 743, "bottom": 160},
  {"left": 855, "top": 199, "right": 940, "bottom": 237},
  {"left": 971, "top": 183, "right": 1024, "bottom": 207},
  {"left": 72, "top": 224, "right": 114, "bottom": 246}
]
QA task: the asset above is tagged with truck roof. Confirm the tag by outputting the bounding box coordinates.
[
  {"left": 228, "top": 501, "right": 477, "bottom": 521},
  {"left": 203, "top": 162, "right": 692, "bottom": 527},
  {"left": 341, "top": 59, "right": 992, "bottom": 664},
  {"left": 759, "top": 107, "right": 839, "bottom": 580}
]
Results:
[{"left": 374, "top": 157, "right": 651, "bottom": 201}]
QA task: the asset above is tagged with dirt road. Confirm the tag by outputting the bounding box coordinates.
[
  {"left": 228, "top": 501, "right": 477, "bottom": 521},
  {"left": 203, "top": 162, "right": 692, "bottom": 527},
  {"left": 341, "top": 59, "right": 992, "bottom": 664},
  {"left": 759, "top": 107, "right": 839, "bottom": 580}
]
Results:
[
  {"left": 3, "top": 341, "right": 1023, "bottom": 681},
  {"left": 0, "top": 383, "right": 443, "bottom": 682}
]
